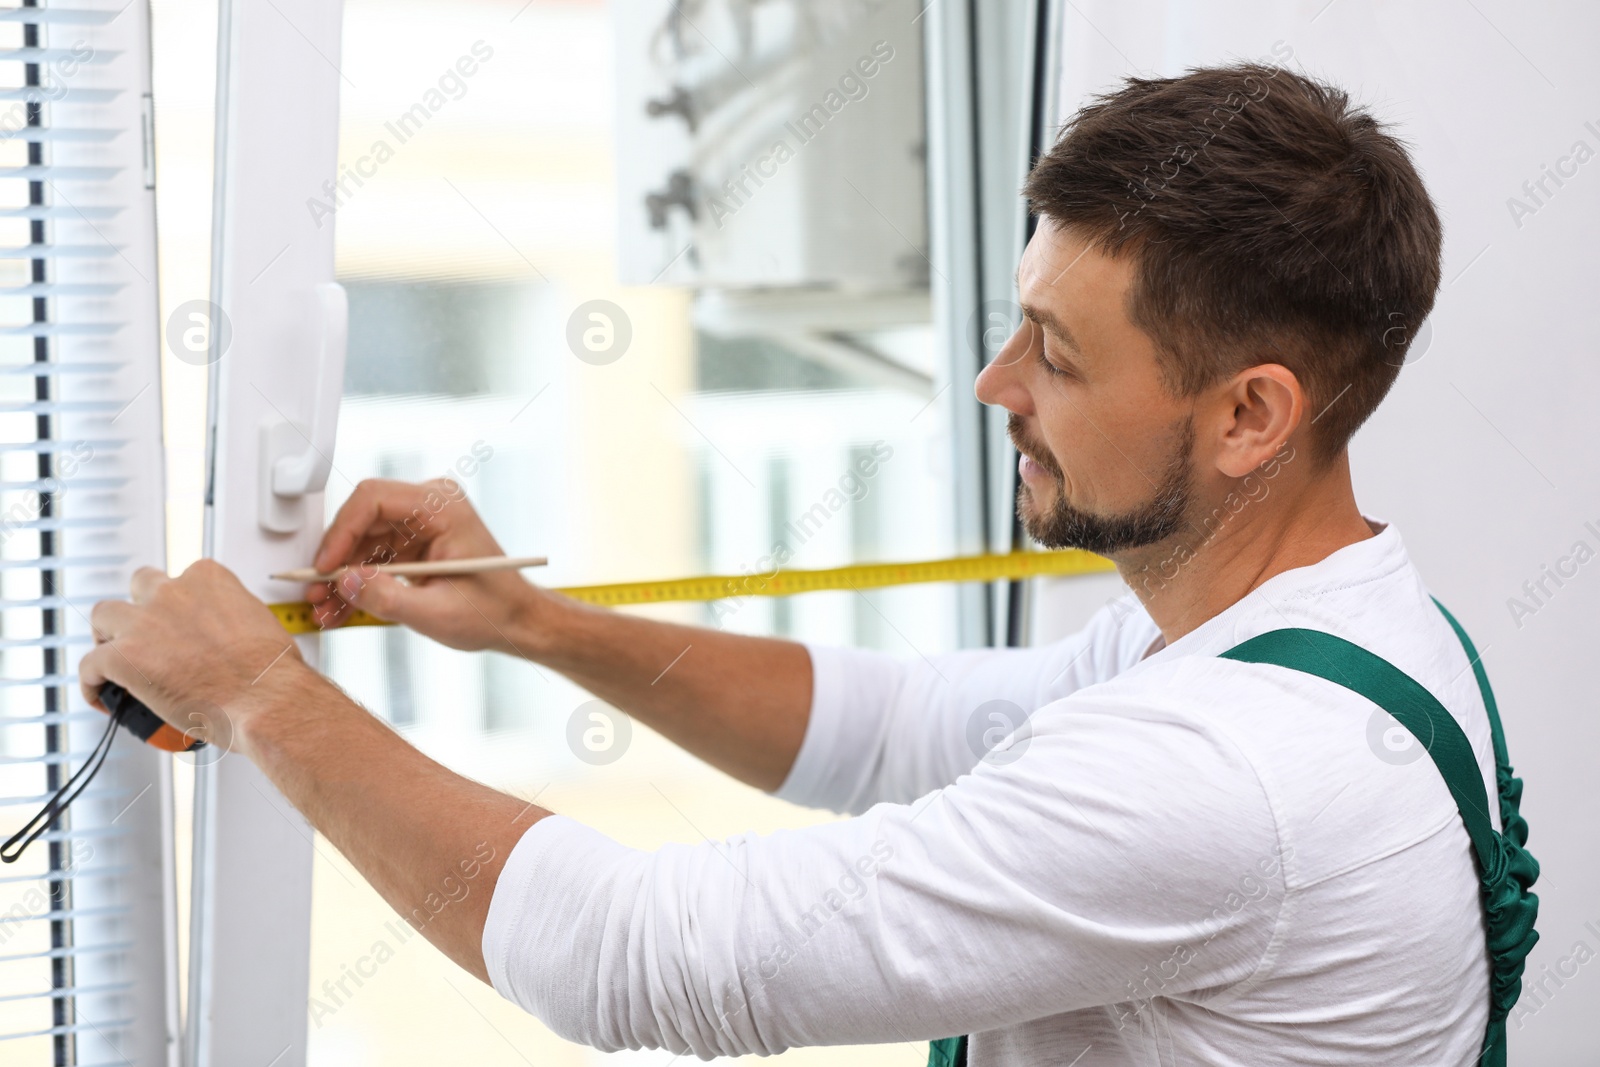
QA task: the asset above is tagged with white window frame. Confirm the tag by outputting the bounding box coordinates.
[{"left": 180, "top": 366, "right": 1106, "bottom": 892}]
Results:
[
  {"left": 187, "top": 0, "right": 343, "bottom": 1064},
  {"left": 924, "top": 0, "right": 1044, "bottom": 649}
]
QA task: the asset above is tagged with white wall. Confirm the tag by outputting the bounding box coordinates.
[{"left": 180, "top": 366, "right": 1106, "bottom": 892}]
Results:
[{"left": 1038, "top": 2, "right": 1600, "bottom": 1060}]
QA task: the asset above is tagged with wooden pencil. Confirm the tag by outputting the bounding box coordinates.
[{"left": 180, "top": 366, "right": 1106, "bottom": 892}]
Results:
[{"left": 270, "top": 555, "right": 548, "bottom": 583}]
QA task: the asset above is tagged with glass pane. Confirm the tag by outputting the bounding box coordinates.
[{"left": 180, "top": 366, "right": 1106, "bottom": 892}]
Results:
[{"left": 311, "top": 3, "right": 956, "bottom": 1063}]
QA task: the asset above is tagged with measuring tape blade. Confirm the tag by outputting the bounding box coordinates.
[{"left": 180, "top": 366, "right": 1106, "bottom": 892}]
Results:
[{"left": 267, "top": 549, "right": 1115, "bottom": 636}]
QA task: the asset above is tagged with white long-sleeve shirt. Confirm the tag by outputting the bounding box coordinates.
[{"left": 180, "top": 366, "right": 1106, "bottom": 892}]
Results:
[{"left": 483, "top": 520, "right": 1497, "bottom": 1065}]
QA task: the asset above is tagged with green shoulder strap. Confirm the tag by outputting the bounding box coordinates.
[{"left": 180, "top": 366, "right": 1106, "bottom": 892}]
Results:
[
  {"left": 1220, "top": 602, "right": 1539, "bottom": 1067},
  {"left": 1431, "top": 599, "right": 1536, "bottom": 855},
  {"left": 925, "top": 600, "right": 1537, "bottom": 1067},
  {"left": 927, "top": 1035, "right": 965, "bottom": 1067}
]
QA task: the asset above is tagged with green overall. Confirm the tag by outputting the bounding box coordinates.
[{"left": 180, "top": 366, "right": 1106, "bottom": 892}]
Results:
[{"left": 928, "top": 600, "right": 1540, "bottom": 1067}]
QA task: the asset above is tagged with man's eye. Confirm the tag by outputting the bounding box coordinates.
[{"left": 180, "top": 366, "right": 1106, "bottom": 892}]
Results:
[{"left": 1037, "top": 348, "right": 1073, "bottom": 378}]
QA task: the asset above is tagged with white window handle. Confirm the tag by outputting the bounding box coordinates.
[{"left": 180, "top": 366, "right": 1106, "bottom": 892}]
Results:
[{"left": 258, "top": 281, "right": 349, "bottom": 533}]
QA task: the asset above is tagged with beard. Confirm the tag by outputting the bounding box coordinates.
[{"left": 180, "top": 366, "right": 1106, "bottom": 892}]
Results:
[{"left": 1011, "top": 412, "right": 1195, "bottom": 555}]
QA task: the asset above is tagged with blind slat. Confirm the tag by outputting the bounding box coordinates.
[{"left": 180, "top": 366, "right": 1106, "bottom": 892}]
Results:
[
  {"left": 0, "top": 942, "right": 135, "bottom": 965},
  {"left": 0, "top": 400, "right": 125, "bottom": 413},
  {"left": 0, "top": 88, "right": 120, "bottom": 102},
  {"left": 0, "top": 516, "right": 124, "bottom": 529},
  {"left": 0, "top": 205, "right": 121, "bottom": 219},
  {"left": 0, "top": 128, "right": 122, "bottom": 142},
  {"left": 0, "top": 635, "right": 96, "bottom": 650},
  {"left": 0, "top": 787, "right": 137, "bottom": 809},
  {"left": 0, "top": 282, "right": 125, "bottom": 295},
  {"left": 0, "top": 904, "right": 131, "bottom": 926},
  {"left": 0, "top": 865, "right": 130, "bottom": 887},
  {"left": 0, "top": 748, "right": 129, "bottom": 768},
  {"left": 0, "top": 46, "right": 119, "bottom": 62},
  {"left": 0, "top": 245, "right": 122, "bottom": 259},
  {"left": 0, "top": 165, "right": 121, "bottom": 180},
  {"left": 0, "top": 1019, "right": 136, "bottom": 1043},
  {"left": 0, "top": 710, "right": 102, "bottom": 725},
  {"left": 0, "top": 553, "right": 130, "bottom": 569},
  {"left": 0, "top": 476, "right": 126, "bottom": 489},
  {"left": 0, "top": 10, "right": 119, "bottom": 25},
  {"left": 0, "top": 980, "right": 134, "bottom": 1004},
  {"left": 0, "top": 366, "right": 129, "bottom": 378},
  {"left": 0, "top": 323, "right": 124, "bottom": 335},
  {"left": 0, "top": 439, "right": 126, "bottom": 454},
  {"left": 0, "top": 685, "right": 82, "bottom": 696},
  {"left": 0, "top": 594, "right": 116, "bottom": 609}
]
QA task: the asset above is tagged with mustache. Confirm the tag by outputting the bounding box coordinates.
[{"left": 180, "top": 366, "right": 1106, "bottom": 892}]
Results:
[{"left": 1007, "top": 414, "right": 1062, "bottom": 477}]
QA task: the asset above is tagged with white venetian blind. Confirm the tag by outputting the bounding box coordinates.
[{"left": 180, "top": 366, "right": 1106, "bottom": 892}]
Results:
[{"left": 0, "top": 2, "right": 178, "bottom": 1065}]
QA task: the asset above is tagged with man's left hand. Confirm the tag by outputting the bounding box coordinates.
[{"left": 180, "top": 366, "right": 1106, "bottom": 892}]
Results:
[{"left": 79, "top": 559, "right": 308, "bottom": 750}]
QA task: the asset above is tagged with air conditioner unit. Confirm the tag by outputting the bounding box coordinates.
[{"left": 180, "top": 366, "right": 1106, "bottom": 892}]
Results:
[{"left": 614, "top": 0, "right": 929, "bottom": 295}]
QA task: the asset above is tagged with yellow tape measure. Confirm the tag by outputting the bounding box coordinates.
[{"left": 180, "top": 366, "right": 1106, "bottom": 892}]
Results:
[{"left": 267, "top": 549, "right": 1115, "bottom": 636}]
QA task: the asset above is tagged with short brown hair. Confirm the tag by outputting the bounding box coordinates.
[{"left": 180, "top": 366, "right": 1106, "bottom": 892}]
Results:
[{"left": 1024, "top": 62, "right": 1442, "bottom": 463}]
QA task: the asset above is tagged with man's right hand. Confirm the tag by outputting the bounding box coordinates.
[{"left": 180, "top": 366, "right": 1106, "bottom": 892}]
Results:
[{"left": 306, "top": 478, "right": 543, "bottom": 654}]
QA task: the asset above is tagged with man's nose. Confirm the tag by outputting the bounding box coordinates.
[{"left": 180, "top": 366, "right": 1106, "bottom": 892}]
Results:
[{"left": 974, "top": 322, "right": 1035, "bottom": 415}]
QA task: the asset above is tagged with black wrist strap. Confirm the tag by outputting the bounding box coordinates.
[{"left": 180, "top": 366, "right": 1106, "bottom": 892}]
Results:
[{"left": 1, "top": 697, "right": 127, "bottom": 864}]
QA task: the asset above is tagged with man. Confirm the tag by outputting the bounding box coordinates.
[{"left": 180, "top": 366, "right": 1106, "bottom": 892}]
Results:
[{"left": 83, "top": 62, "right": 1504, "bottom": 1063}]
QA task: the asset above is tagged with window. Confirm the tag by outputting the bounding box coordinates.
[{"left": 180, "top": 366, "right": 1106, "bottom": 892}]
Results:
[
  {"left": 186, "top": 0, "right": 1041, "bottom": 1060},
  {"left": 0, "top": 1, "right": 178, "bottom": 1063}
]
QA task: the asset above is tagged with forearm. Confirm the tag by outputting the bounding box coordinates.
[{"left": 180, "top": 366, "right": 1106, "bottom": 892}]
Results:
[
  {"left": 507, "top": 587, "right": 812, "bottom": 792},
  {"left": 235, "top": 663, "right": 548, "bottom": 983},
  {"left": 305, "top": 480, "right": 815, "bottom": 792}
]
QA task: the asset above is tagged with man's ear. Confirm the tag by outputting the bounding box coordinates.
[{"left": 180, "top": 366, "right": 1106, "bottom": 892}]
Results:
[{"left": 1214, "top": 364, "right": 1303, "bottom": 479}]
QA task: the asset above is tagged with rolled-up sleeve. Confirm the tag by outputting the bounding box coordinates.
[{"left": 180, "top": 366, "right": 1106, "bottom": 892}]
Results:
[{"left": 482, "top": 666, "right": 1282, "bottom": 1059}]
